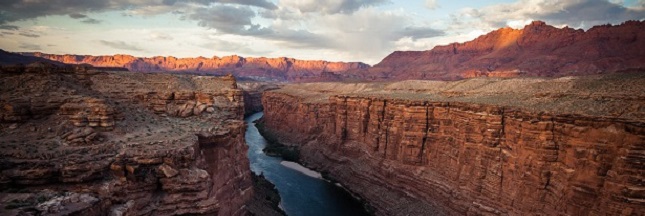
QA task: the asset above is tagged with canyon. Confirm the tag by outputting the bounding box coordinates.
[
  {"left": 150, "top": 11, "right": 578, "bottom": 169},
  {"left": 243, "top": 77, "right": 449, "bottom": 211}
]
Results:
[
  {"left": 0, "top": 59, "right": 282, "bottom": 215},
  {"left": 259, "top": 74, "right": 645, "bottom": 215},
  {"left": 1, "top": 19, "right": 644, "bottom": 216}
]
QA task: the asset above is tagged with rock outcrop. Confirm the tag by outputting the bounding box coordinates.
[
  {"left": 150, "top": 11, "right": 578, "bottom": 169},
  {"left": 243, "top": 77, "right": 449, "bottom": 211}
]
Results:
[
  {"left": 350, "top": 20, "right": 645, "bottom": 80},
  {"left": 0, "top": 64, "right": 256, "bottom": 215},
  {"left": 260, "top": 73, "right": 645, "bottom": 215},
  {"left": 23, "top": 52, "right": 369, "bottom": 82}
]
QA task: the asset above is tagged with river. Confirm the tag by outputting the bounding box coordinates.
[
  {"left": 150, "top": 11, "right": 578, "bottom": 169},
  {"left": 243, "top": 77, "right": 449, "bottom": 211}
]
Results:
[{"left": 245, "top": 112, "right": 370, "bottom": 216}]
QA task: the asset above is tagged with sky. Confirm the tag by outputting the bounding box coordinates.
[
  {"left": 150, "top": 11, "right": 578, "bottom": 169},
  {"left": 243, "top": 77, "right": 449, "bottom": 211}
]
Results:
[{"left": 0, "top": 0, "right": 643, "bottom": 65}]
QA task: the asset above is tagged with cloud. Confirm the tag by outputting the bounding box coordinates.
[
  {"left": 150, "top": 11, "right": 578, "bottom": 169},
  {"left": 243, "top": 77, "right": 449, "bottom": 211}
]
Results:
[
  {"left": 282, "top": 7, "right": 443, "bottom": 62},
  {"left": 398, "top": 26, "right": 445, "bottom": 40},
  {"left": 0, "top": 25, "right": 19, "bottom": 30},
  {"left": 187, "top": 4, "right": 334, "bottom": 49},
  {"left": 99, "top": 40, "right": 143, "bottom": 51},
  {"left": 193, "top": 3, "right": 443, "bottom": 62},
  {"left": 69, "top": 13, "right": 88, "bottom": 19},
  {"left": 217, "top": 0, "right": 277, "bottom": 10},
  {"left": 425, "top": 0, "right": 439, "bottom": 10},
  {"left": 19, "top": 32, "right": 39, "bottom": 38},
  {"left": 149, "top": 32, "right": 173, "bottom": 40},
  {"left": 457, "top": 0, "right": 645, "bottom": 30},
  {"left": 189, "top": 5, "right": 256, "bottom": 33},
  {"left": 281, "top": 0, "right": 388, "bottom": 14},
  {"left": 0, "top": 0, "right": 277, "bottom": 24},
  {"left": 19, "top": 43, "right": 41, "bottom": 50},
  {"left": 201, "top": 37, "right": 272, "bottom": 55},
  {"left": 82, "top": 18, "right": 102, "bottom": 24}
]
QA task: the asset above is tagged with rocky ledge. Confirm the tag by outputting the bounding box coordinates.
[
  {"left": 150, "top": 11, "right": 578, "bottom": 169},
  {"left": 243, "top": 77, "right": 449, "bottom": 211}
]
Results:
[
  {"left": 260, "top": 73, "right": 645, "bottom": 215},
  {"left": 0, "top": 66, "right": 256, "bottom": 215}
]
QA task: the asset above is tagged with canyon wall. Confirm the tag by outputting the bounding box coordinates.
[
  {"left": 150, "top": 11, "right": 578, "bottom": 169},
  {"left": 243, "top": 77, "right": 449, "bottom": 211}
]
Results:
[
  {"left": 23, "top": 52, "right": 369, "bottom": 82},
  {"left": 350, "top": 20, "right": 645, "bottom": 80},
  {"left": 0, "top": 65, "right": 257, "bottom": 215},
  {"left": 260, "top": 75, "right": 645, "bottom": 215},
  {"left": 237, "top": 82, "right": 281, "bottom": 117}
]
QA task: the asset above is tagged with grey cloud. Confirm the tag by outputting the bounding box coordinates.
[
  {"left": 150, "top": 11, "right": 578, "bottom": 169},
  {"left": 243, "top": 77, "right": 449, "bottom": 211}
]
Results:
[
  {"left": 0, "top": 0, "right": 276, "bottom": 24},
  {"left": 19, "top": 32, "right": 39, "bottom": 38},
  {"left": 397, "top": 27, "right": 445, "bottom": 40},
  {"left": 188, "top": 5, "right": 334, "bottom": 49},
  {"left": 218, "top": 0, "right": 277, "bottom": 10},
  {"left": 0, "top": 25, "right": 18, "bottom": 30},
  {"left": 0, "top": 0, "right": 109, "bottom": 24},
  {"left": 69, "top": 13, "right": 88, "bottom": 19},
  {"left": 99, "top": 40, "right": 143, "bottom": 51},
  {"left": 253, "top": 28, "right": 335, "bottom": 49},
  {"left": 532, "top": 0, "right": 644, "bottom": 27},
  {"left": 468, "top": 0, "right": 645, "bottom": 29},
  {"left": 19, "top": 43, "right": 41, "bottom": 50},
  {"left": 189, "top": 5, "right": 256, "bottom": 33},
  {"left": 164, "top": 0, "right": 276, "bottom": 9},
  {"left": 82, "top": 18, "right": 102, "bottom": 24},
  {"left": 2, "top": 31, "right": 14, "bottom": 35},
  {"left": 282, "top": 0, "right": 388, "bottom": 14}
]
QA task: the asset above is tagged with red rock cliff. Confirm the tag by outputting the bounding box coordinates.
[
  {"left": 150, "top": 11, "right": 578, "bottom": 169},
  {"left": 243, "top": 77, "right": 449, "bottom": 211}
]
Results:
[
  {"left": 0, "top": 67, "right": 255, "bottom": 215},
  {"left": 24, "top": 52, "right": 369, "bottom": 82},
  {"left": 260, "top": 75, "right": 645, "bottom": 215},
  {"left": 355, "top": 20, "right": 645, "bottom": 80}
]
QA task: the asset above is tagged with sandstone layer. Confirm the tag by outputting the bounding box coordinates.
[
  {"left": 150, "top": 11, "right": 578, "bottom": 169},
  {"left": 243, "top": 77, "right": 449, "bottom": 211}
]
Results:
[
  {"left": 260, "top": 73, "right": 645, "bottom": 215},
  {"left": 349, "top": 20, "right": 645, "bottom": 80},
  {"left": 0, "top": 64, "right": 256, "bottom": 215},
  {"left": 23, "top": 52, "right": 369, "bottom": 82}
]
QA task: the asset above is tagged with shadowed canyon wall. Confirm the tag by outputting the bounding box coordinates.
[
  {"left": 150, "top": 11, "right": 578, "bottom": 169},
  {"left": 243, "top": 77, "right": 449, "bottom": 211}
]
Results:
[
  {"left": 237, "top": 82, "right": 281, "bottom": 117},
  {"left": 260, "top": 75, "right": 645, "bottom": 215},
  {"left": 0, "top": 64, "right": 257, "bottom": 215}
]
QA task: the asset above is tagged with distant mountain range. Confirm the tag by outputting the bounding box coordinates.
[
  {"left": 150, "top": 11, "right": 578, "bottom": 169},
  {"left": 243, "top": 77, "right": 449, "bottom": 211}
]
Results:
[
  {"left": 349, "top": 20, "right": 645, "bottom": 80},
  {"left": 20, "top": 52, "right": 369, "bottom": 82},
  {"left": 6, "top": 20, "right": 644, "bottom": 81}
]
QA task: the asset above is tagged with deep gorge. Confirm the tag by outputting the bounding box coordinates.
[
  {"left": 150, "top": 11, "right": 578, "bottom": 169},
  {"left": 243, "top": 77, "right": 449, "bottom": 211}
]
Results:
[{"left": 258, "top": 76, "right": 645, "bottom": 216}]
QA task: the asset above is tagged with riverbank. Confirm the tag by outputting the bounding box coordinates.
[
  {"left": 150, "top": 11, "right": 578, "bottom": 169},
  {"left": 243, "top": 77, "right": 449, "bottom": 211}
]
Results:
[{"left": 245, "top": 112, "right": 370, "bottom": 216}]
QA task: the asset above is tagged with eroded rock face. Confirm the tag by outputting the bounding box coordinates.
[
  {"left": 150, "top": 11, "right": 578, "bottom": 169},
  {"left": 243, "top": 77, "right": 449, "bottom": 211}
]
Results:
[
  {"left": 25, "top": 53, "right": 370, "bottom": 82},
  {"left": 260, "top": 75, "right": 645, "bottom": 216},
  {"left": 352, "top": 20, "right": 645, "bottom": 80},
  {"left": 0, "top": 67, "right": 253, "bottom": 215},
  {"left": 237, "top": 82, "right": 281, "bottom": 116}
]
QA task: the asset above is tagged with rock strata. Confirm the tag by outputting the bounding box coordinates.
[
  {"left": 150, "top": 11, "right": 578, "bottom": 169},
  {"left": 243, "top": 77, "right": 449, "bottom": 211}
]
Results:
[
  {"left": 24, "top": 52, "right": 369, "bottom": 82},
  {"left": 0, "top": 64, "right": 255, "bottom": 215},
  {"left": 260, "top": 73, "right": 645, "bottom": 215}
]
